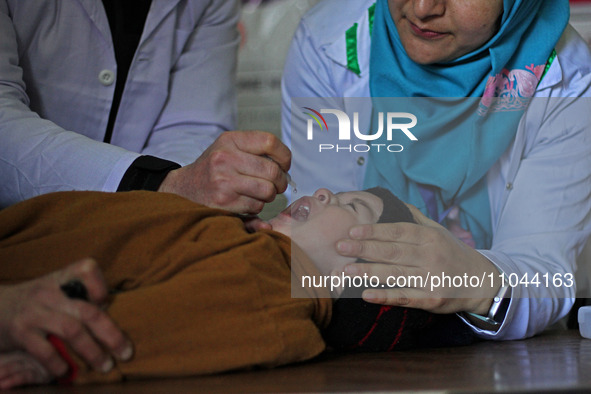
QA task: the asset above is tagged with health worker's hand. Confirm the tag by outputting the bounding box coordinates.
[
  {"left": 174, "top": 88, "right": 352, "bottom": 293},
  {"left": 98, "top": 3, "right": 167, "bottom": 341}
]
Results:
[
  {"left": 0, "top": 259, "right": 133, "bottom": 384},
  {"left": 337, "top": 205, "right": 502, "bottom": 315},
  {"left": 159, "top": 131, "right": 291, "bottom": 214},
  {"left": 0, "top": 351, "right": 51, "bottom": 390}
]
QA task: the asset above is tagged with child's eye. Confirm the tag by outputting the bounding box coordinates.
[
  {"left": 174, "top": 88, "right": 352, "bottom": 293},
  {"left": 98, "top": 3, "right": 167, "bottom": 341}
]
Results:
[{"left": 346, "top": 202, "right": 357, "bottom": 212}]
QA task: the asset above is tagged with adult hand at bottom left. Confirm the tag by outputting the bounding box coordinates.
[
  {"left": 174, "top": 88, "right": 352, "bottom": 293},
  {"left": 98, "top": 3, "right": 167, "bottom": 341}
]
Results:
[
  {"left": 0, "top": 259, "right": 133, "bottom": 389},
  {"left": 0, "top": 351, "right": 51, "bottom": 390}
]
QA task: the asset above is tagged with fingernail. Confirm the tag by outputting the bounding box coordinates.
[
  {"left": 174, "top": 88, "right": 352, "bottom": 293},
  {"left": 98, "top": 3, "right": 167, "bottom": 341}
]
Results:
[
  {"left": 119, "top": 343, "right": 134, "bottom": 361},
  {"left": 344, "top": 265, "right": 360, "bottom": 276},
  {"left": 349, "top": 226, "right": 365, "bottom": 239},
  {"left": 362, "top": 290, "right": 378, "bottom": 301},
  {"left": 336, "top": 240, "right": 354, "bottom": 255},
  {"left": 101, "top": 357, "right": 114, "bottom": 373}
]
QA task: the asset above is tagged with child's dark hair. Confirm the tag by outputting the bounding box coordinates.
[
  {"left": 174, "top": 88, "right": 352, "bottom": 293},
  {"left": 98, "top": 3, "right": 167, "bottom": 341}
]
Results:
[{"left": 363, "top": 187, "right": 415, "bottom": 225}]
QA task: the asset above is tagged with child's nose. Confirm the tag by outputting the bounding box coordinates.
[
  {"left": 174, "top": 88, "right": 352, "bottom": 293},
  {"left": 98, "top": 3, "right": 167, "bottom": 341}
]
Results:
[{"left": 313, "top": 188, "right": 333, "bottom": 204}]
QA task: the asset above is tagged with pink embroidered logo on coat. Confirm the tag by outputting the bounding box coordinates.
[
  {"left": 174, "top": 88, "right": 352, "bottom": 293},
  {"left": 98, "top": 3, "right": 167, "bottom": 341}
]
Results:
[{"left": 479, "top": 64, "right": 545, "bottom": 115}]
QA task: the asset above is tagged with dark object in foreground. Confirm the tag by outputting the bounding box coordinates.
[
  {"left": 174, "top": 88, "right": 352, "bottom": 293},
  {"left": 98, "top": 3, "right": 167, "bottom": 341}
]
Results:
[
  {"left": 60, "top": 280, "right": 89, "bottom": 301},
  {"left": 324, "top": 286, "right": 475, "bottom": 352}
]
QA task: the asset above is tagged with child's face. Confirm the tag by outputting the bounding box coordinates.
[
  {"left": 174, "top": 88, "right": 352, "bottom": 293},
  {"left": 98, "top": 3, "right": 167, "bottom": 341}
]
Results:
[{"left": 269, "top": 189, "right": 384, "bottom": 276}]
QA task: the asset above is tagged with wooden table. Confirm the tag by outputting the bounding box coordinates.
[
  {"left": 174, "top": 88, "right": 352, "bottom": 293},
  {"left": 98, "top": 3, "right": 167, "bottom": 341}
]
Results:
[{"left": 13, "top": 329, "right": 591, "bottom": 393}]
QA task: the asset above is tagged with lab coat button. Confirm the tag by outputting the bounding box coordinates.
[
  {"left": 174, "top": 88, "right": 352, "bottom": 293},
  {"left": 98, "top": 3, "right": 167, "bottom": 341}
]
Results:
[
  {"left": 98, "top": 69, "right": 115, "bottom": 86},
  {"left": 506, "top": 183, "right": 513, "bottom": 190},
  {"left": 357, "top": 157, "right": 365, "bottom": 166}
]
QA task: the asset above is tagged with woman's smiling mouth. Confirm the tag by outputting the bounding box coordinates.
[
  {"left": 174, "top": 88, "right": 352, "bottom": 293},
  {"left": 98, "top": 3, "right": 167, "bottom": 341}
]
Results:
[{"left": 409, "top": 21, "right": 447, "bottom": 39}]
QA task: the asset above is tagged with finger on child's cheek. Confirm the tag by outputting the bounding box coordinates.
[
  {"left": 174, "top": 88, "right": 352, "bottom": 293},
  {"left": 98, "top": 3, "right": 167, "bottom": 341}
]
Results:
[
  {"left": 336, "top": 239, "right": 361, "bottom": 257},
  {"left": 349, "top": 224, "right": 372, "bottom": 240},
  {"left": 361, "top": 290, "right": 385, "bottom": 303},
  {"left": 362, "top": 290, "right": 411, "bottom": 307},
  {"left": 344, "top": 264, "right": 365, "bottom": 277}
]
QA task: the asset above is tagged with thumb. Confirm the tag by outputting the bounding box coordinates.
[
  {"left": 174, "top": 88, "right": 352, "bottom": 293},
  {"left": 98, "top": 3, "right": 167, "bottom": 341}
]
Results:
[
  {"left": 57, "top": 259, "right": 109, "bottom": 305},
  {"left": 405, "top": 203, "right": 440, "bottom": 228},
  {"left": 242, "top": 216, "right": 272, "bottom": 233}
]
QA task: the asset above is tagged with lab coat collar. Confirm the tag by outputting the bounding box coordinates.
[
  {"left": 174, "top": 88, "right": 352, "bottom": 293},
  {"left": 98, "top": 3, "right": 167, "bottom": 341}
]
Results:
[
  {"left": 75, "top": 0, "right": 112, "bottom": 46},
  {"left": 141, "top": 0, "right": 182, "bottom": 44},
  {"left": 75, "top": 0, "right": 182, "bottom": 48},
  {"left": 323, "top": 10, "right": 372, "bottom": 78}
]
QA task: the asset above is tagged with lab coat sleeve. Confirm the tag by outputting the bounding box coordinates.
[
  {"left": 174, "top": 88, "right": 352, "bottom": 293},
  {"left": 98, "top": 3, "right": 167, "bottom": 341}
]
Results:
[
  {"left": 0, "top": 1, "right": 139, "bottom": 208},
  {"left": 466, "top": 31, "right": 591, "bottom": 340},
  {"left": 281, "top": 18, "right": 339, "bottom": 147},
  {"left": 281, "top": 19, "right": 360, "bottom": 200},
  {"left": 141, "top": 0, "right": 240, "bottom": 165},
  {"left": 475, "top": 95, "right": 591, "bottom": 340}
]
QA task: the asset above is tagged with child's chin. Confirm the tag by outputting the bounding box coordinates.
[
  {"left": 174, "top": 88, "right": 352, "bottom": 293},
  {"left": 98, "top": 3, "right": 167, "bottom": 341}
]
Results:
[{"left": 268, "top": 220, "right": 290, "bottom": 237}]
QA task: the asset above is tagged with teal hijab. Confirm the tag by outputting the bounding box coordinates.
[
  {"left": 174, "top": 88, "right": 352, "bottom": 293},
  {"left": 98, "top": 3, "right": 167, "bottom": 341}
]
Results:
[{"left": 365, "top": 0, "right": 569, "bottom": 248}]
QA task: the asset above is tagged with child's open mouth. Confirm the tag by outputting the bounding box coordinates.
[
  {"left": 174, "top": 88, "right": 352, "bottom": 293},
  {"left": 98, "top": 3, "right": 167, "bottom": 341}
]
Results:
[
  {"left": 291, "top": 200, "right": 310, "bottom": 221},
  {"left": 280, "top": 197, "right": 311, "bottom": 222}
]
